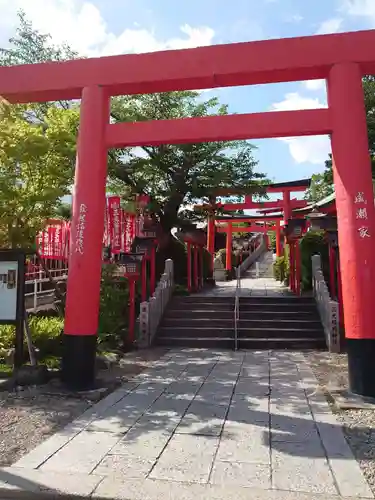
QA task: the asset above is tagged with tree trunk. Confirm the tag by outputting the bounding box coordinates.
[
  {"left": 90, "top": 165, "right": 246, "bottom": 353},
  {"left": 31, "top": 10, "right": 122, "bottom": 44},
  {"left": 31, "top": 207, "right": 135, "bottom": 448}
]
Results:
[{"left": 158, "top": 190, "right": 187, "bottom": 249}]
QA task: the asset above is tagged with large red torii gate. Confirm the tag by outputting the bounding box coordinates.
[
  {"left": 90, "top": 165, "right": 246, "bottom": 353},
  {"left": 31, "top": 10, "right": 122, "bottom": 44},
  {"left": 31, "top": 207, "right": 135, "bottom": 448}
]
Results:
[{"left": 1, "top": 29, "right": 375, "bottom": 396}]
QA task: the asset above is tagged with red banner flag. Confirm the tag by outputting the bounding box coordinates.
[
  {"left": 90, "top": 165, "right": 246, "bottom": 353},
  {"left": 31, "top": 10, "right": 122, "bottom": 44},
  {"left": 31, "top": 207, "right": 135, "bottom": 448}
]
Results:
[
  {"left": 107, "top": 196, "right": 122, "bottom": 253},
  {"left": 123, "top": 211, "right": 136, "bottom": 252},
  {"left": 37, "top": 220, "right": 67, "bottom": 260}
]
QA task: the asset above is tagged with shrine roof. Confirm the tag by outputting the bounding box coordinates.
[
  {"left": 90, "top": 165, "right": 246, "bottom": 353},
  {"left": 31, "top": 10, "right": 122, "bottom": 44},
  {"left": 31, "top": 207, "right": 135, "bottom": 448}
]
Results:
[{"left": 293, "top": 192, "right": 336, "bottom": 213}]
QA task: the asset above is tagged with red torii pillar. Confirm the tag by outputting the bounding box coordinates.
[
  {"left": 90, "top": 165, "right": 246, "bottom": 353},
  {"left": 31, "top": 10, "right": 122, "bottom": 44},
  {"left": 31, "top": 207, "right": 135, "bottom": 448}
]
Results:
[
  {"left": 207, "top": 210, "right": 215, "bottom": 272},
  {"left": 275, "top": 220, "right": 282, "bottom": 257},
  {"left": 194, "top": 244, "right": 199, "bottom": 290},
  {"left": 187, "top": 241, "right": 192, "bottom": 292},
  {"left": 328, "top": 62, "right": 375, "bottom": 397},
  {"left": 225, "top": 222, "right": 233, "bottom": 271},
  {"left": 263, "top": 222, "right": 269, "bottom": 249},
  {"left": 62, "top": 86, "right": 109, "bottom": 390}
]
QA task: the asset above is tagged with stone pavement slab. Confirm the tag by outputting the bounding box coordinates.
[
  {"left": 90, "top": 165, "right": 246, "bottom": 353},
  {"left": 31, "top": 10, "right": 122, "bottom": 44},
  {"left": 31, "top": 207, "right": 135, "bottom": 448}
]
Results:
[
  {"left": 176, "top": 401, "right": 228, "bottom": 436},
  {"left": 92, "top": 476, "right": 372, "bottom": 500},
  {"left": 217, "top": 423, "right": 270, "bottom": 464},
  {"left": 209, "top": 460, "right": 271, "bottom": 488},
  {"left": 3, "top": 348, "right": 374, "bottom": 499},
  {"left": 40, "top": 430, "right": 120, "bottom": 474},
  {"left": 149, "top": 433, "right": 219, "bottom": 483}
]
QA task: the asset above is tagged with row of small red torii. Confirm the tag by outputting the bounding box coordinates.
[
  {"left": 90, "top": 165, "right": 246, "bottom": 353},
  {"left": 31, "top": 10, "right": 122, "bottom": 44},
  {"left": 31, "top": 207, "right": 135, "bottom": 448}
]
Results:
[
  {"left": 3, "top": 27, "right": 375, "bottom": 395},
  {"left": 197, "top": 179, "right": 310, "bottom": 296}
]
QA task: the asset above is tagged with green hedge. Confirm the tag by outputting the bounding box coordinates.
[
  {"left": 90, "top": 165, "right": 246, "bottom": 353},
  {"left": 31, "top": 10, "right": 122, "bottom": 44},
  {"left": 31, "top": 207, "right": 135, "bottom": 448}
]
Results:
[
  {"left": 273, "top": 256, "right": 286, "bottom": 282},
  {"left": 0, "top": 316, "right": 64, "bottom": 363},
  {"left": 269, "top": 232, "right": 276, "bottom": 252},
  {"left": 273, "top": 245, "right": 290, "bottom": 284}
]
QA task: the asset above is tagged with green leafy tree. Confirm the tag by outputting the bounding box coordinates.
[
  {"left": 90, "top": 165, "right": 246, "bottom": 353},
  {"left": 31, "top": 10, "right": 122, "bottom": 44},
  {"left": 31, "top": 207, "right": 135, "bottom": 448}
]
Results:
[
  {"left": 53, "top": 202, "right": 72, "bottom": 221},
  {"left": 305, "top": 165, "right": 334, "bottom": 202},
  {"left": 110, "top": 93, "right": 267, "bottom": 238},
  {"left": 0, "top": 101, "right": 79, "bottom": 248}
]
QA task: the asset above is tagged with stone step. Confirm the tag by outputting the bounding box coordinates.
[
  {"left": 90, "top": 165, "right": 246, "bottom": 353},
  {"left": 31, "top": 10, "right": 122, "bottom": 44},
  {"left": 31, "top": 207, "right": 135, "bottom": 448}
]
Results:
[
  {"left": 165, "top": 309, "right": 320, "bottom": 319},
  {"left": 156, "top": 336, "right": 326, "bottom": 350},
  {"left": 172, "top": 295, "right": 314, "bottom": 304},
  {"left": 157, "top": 326, "right": 324, "bottom": 339},
  {"left": 161, "top": 318, "right": 323, "bottom": 329},
  {"left": 157, "top": 291, "right": 325, "bottom": 351},
  {"left": 168, "top": 303, "right": 317, "bottom": 312}
]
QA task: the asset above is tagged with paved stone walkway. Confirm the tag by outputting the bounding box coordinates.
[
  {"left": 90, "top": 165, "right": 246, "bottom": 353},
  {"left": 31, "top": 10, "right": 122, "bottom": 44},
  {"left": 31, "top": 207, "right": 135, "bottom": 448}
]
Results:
[
  {"left": 1, "top": 349, "right": 372, "bottom": 499},
  {"left": 199, "top": 251, "right": 291, "bottom": 297}
]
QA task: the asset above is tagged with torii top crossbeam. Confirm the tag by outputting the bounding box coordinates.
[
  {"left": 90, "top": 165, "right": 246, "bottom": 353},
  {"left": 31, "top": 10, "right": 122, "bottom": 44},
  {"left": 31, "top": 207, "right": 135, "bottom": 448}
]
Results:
[{"left": 1, "top": 30, "right": 375, "bottom": 104}]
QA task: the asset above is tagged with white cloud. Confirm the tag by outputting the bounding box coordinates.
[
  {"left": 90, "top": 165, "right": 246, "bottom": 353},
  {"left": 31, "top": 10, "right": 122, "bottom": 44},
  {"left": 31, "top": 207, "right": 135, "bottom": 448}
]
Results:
[
  {"left": 316, "top": 18, "right": 343, "bottom": 35},
  {"left": 281, "top": 136, "right": 331, "bottom": 164},
  {"left": 271, "top": 93, "right": 327, "bottom": 112},
  {"left": 0, "top": 0, "right": 215, "bottom": 57},
  {"left": 270, "top": 93, "right": 330, "bottom": 165},
  {"left": 340, "top": 0, "right": 375, "bottom": 25},
  {"left": 100, "top": 24, "right": 215, "bottom": 57},
  {"left": 304, "top": 80, "right": 326, "bottom": 91},
  {"left": 288, "top": 14, "right": 304, "bottom": 23}
]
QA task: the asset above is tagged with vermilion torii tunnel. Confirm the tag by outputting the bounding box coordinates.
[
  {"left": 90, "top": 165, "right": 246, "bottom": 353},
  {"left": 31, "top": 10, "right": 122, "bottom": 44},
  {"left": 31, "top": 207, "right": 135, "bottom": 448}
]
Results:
[
  {"left": 1, "top": 29, "right": 375, "bottom": 396},
  {"left": 195, "top": 178, "right": 311, "bottom": 263}
]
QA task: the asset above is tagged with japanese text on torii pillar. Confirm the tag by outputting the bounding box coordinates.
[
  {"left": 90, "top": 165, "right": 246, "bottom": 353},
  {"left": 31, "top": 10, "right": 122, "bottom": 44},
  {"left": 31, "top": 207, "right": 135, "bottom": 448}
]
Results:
[{"left": 355, "top": 192, "right": 370, "bottom": 239}]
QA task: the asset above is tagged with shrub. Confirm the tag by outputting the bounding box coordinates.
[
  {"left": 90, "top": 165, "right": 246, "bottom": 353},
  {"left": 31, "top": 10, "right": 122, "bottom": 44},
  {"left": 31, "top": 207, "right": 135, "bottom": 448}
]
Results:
[
  {"left": 268, "top": 232, "right": 276, "bottom": 252},
  {"left": 273, "top": 256, "right": 286, "bottom": 282},
  {"left": 174, "top": 284, "right": 189, "bottom": 296},
  {"left": 98, "top": 264, "right": 133, "bottom": 346},
  {"left": 28, "top": 316, "right": 63, "bottom": 357},
  {"left": 284, "top": 244, "right": 290, "bottom": 284},
  {"left": 0, "top": 316, "right": 64, "bottom": 362}
]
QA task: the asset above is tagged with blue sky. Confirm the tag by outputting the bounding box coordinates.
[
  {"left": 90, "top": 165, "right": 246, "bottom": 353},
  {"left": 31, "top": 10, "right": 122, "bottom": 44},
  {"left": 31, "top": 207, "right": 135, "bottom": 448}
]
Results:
[{"left": 1, "top": 0, "right": 374, "bottom": 185}]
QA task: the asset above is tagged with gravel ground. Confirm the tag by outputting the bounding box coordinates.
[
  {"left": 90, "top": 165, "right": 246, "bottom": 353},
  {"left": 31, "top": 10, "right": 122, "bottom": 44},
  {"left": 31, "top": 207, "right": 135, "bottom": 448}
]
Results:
[
  {"left": 305, "top": 351, "right": 375, "bottom": 493},
  {"left": 0, "top": 348, "right": 167, "bottom": 467}
]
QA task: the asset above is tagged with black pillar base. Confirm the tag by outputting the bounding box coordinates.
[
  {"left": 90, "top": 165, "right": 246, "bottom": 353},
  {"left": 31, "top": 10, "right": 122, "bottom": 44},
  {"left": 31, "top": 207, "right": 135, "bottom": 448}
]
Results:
[
  {"left": 347, "top": 338, "right": 375, "bottom": 398},
  {"left": 61, "top": 334, "right": 97, "bottom": 391}
]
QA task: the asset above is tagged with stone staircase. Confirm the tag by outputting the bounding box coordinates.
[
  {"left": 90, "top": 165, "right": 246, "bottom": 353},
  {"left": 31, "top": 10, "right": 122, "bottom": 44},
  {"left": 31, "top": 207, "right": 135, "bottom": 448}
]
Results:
[{"left": 156, "top": 295, "right": 326, "bottom": 350}]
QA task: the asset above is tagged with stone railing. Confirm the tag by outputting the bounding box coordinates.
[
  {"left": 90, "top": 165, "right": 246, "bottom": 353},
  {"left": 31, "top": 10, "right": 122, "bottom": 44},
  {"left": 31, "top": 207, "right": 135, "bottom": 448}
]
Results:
[
  {"left": 312, "top": 254, "right": 340, "bottom": 353},
  {"left": 137, "top": 259, "right": 174, "bottom": 347},
  {"left": 237, "top": 234, "right": 266, "bottom": 277}
]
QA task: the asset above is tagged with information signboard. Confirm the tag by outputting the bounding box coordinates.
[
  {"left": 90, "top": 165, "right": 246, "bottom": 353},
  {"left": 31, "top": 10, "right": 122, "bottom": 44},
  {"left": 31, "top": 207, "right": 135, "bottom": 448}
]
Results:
[
  {"left": 0, "top": 250, "right": 26, "bottom": 368},
  {"left": 0, "top": 261, "right": 18, "bottom": 321}
]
